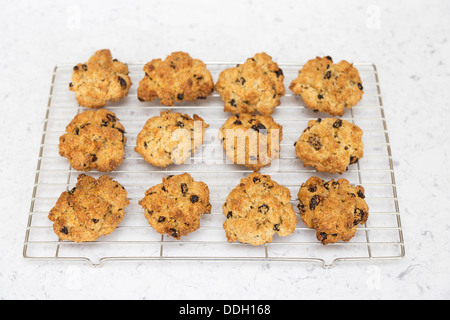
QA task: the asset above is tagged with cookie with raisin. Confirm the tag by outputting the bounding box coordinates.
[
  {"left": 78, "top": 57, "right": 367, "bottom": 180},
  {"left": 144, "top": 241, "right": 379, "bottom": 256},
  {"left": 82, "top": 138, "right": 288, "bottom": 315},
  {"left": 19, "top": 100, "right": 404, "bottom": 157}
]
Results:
[
  {"left": 294, "top": 118, "right": 363, "bottom": 174},
  {"left": 70, "top": 49, "right": 131, "bottom": 108},
  {"left": 222, "top": 173, "right": 297, "bottom": 246},
  {"left": 59, "top": 109, "right": 126, "bottom": 172},
  {"left": 137, "top": 52, "right": 214, "bottom": 105},
  {"left": 135, "top": 111, "right": 209, "bottom": 167},
  {"left": 48, "top": 174, "right": 130, "bottom": 242},
  {"left": 139, "top": 173, "right": 211, "bottom": 239},
  {"left": 215, "top": 52, "right": 285, "bottom": 115},
  {"left": 218, "top": 113, "right": 283, "bottom": 171},
  {"left": 297, "top": 176, "right": 369, "bottom": 245},
  {"left": 289, "top": 56, "right": 363, "bottom": 116}
]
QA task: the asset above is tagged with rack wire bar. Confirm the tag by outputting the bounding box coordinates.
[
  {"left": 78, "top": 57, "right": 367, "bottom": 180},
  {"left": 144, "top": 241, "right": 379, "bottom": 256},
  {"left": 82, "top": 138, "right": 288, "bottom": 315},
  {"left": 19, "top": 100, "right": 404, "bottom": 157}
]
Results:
[{"left": 23, "top": 62, "right": 404, "bottom": 268}]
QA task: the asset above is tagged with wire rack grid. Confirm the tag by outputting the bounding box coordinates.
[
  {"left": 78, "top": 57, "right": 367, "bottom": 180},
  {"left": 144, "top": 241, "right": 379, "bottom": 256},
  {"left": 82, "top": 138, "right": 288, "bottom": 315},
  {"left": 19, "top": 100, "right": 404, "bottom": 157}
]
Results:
[{"left": 23, "top": 60, "right": 405, "bottom": 268}]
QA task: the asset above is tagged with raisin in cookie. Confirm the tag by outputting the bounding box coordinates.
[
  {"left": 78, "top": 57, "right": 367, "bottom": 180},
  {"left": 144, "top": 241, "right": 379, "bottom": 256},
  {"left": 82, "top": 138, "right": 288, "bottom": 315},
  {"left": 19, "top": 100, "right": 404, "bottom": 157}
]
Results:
[
  {"left": 215, "top": 52, "right": 285, "bottom": 115},
  {"left": 297, "top": 176, "right": 369, "bottom": 245},
  {"left": 135, "top": 111, "right": 209, "bottom": 167},
  {"left": 137, "top": 52, "right": 214, "bottom": 105},
  {"left": 48, "top": 174, "right": 129, "bottom": 242},
  {"left": 218, "top": 114, "right": 283, "bottom": 171},
  {"left": 59, "top": 109, "right": 126, "bottom": 172},
  {"left": 139, "top": 173, "right": 211, "bottom": 239},
  {"left": 294, "top": 118, "right": 363, "bottom": 174},
  {"left": 289, "top": 56, "right": 363, "bottom": 116},
  {"left": 223, "top": 173, "right": 297, "bottom": 245},
  {"left": 70, "top": 49, "right": 131, "bottom": 108}
]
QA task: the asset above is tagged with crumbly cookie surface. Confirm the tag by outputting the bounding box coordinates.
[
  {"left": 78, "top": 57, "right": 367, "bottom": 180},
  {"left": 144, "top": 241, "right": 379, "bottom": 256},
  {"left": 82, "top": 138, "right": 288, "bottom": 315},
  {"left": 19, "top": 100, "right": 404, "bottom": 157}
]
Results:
[
  {"left": 218, "top": 113, "right": 283, "bottom": 171},
  {"left": 59, "top": 109, "right": 126, "bottom": 172},
  {"left": 135, "top": 111, "right": 209, "bottom": 167},
  {"left": 294, "top": 118, "right": 363, "bottom": 174},
  {"left": 48, "top": 174, "right": 130, "bottom": 242},
  {"left": 215, "top": 52, "right": 285, "bottom": 115},
  {"left": 70, "top": 49, "right": 131, "bottom": 108},
  {"left": 289, "top": 56, "right": 363, "bottom": 116},
  {"left": 137, "top": 52, "right": 214, "bottom": 105},
  {"left": 139, "top": 173, "right": 211, "bottom": 239},
  {"left": 223, "top": 173, "right": 297, "bottom": 245},
  {"left": 297, "top": 176, "right": 369, "bottom": 245}
]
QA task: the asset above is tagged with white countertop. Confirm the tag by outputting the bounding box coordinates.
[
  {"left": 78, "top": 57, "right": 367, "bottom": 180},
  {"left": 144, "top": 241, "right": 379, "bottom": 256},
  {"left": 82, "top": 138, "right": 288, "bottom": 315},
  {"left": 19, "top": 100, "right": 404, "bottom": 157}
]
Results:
[{"left": 1, "top": 0, "right": 449, "bottom": 300}]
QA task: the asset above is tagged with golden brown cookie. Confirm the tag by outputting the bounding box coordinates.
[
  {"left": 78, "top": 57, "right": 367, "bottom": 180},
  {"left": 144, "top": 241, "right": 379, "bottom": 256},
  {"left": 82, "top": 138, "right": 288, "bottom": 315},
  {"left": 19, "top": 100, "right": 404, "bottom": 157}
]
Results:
[
  {"left": 297, "top": 176, "right": 369, "bottom": 245},
  {"left": 294, "top": 118, "right": 364, "bottom": 174},
  {"left": 59, "top": 109, "right": 126, "bottom": 172},
  {"left": 70, "top": 49, "right": 131, "bottom": 108},
  {"left": 218, "top": 113, "right": 283, "bottom": 171},
  {"left": 135, "top": 111, "right": 209, "bottom": 167},
  {"left": 223, "top": 173, "right": 297, "bottom": 245},
  {"left": 48, "top": 174, "right": 130, "bottom": 242},
  {"left": 139, "top": 173, "right": 211, "bottom": 239},
  {"left": 289, "top": 56, "right": 363, "bottom": 116},
  {"left": 137, "top": 52, "right": 214, "bottom": 105},
  {"left": 215, "top": 52, "right": 285, "bottom": 115}
]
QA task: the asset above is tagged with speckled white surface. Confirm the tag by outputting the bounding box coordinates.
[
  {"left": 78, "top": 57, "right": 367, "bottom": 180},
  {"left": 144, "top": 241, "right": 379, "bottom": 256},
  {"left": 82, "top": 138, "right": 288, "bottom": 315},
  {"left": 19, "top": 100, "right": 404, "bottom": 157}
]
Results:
[{"left": 1, "top": 0, "right": 449, "bottom": 300}]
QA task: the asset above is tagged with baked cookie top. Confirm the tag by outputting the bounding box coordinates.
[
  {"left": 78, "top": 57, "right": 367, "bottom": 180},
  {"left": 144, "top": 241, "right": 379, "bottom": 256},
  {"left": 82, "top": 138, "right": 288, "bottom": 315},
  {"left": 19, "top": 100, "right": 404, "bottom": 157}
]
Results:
[
  {"left": 294, "top": 118, "right": 364, "bottom": 174},
  {"left": 135, "top": 111, "right": 209, "bottom": 167},
  {"left": 289, "top": 56, "right": 363, "bottom": 116},
  {"left": 222, "top": 172, "right": 297, "bottom": 246},
  {"left": 70, "top": 49, "right": 131, "bottom": 109},
  {"left": 218, "top": 113, "right": 283, "bottom": 171},
  {"left": 137, "top": 52, "right": 214, "bottom": 106},
  {"left": 48, "top": 174, "right": 130, "bottom": 242},
  {"left": 139, "top": 173, "right": 211, "bottom": 239},
  {"left": 297, "top": 176, "right": 369, "bottom": 245},
  {"left": 215, "top": 52, "right": 285, "bottom": 115},
  {"left": 59, "top": 109, "right": 126, "bottom": 172}
]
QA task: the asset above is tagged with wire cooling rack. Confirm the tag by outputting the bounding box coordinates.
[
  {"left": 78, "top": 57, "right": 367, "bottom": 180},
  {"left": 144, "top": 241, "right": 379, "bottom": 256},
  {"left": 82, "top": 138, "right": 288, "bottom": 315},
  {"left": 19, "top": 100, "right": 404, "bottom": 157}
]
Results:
[{"left": 23, "top": 61, "right": 404, "bottom": 268}]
